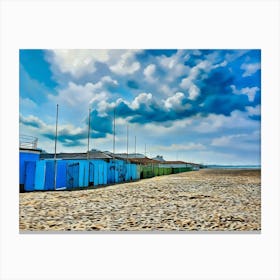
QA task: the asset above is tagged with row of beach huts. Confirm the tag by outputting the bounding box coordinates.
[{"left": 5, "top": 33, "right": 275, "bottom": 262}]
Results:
[{"left": 19, "top": 148, "right": 201, "bottom": 192}]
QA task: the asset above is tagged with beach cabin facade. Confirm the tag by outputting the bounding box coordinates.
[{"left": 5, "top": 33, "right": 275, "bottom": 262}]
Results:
[
  {"left": 19, "top": 148, "right": 41, "bottom": 192},
  {"left": 21, "top": 151, "right": 141, "bottom": 191}
]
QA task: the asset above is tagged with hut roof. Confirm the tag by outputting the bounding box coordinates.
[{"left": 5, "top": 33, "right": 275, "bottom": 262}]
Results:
[
  {"left": 20, "top": 147, "right": 41, "bottom": 153},
  {"left": 128, "top": 157, "right": 159, "bottom": 165},
  {"left": 159, "top": 161, "right": 187, "bottom": 165},
  {"left": 40, "top": 151, "right": 112, "bottom": 160}
]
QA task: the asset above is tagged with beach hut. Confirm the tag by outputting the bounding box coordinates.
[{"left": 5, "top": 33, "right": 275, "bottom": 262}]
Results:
[
  {"left": 56, "top": 160, "right": 67, "bottom": 189},
  {"left": 66, "top": 161, "right": 80, "bottom": 189},
  {"left": 90, "top": 159, "right": 108, "bottom": 186},
  {"left": 44, "top": 160, "right": 56, "bottom": 190},
  {"left": 23, "top": 161, "right": 36, "bottom": 191},
  {"left": 40, "top": 151, "right": 112, "bottom": 188},
  {"left": 19, "top": 148, "right": 40, "bottom": 192},
  {"left": 159, "top": 161, "right": 193, "bottom": 173},
  {"left": 107, "top": 159, "right": 116, "bottom": 184},
  {"left": 132, "top": 163, "right": 140, "bottom": 180},
  {"left": 34, "top": 160, "right": 46, "bottom": 190}
]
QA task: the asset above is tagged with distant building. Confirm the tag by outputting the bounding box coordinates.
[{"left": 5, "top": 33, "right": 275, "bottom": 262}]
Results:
[{"left": 152, "top": 155, "right": 165, "bottom": 162}]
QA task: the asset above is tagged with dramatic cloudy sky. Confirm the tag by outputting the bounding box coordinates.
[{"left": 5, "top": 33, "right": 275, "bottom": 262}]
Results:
[{"left": 19, "top": 49, "right": 261, "bottom": 165}]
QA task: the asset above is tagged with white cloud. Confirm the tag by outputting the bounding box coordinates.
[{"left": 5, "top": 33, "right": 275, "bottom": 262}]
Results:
[
  {"left": 49, "top": 82, "right": 96, "bottom": 107},
  {"left": 213, "top": 60, "right": 227, "bottom": 68},
  {"left": 153, "top": 142, "right": 206, "bottom": 152},
  {"left": 188, "top": 84, "right": 200, "bottom": 100},
  {"left": 160, "top": 57, "right": 176, "bottom": 69},
  {"left": 20, "top": 97, "right": 37, "bottom": 110},
  {"left": 20, "top": 114, "right": 86, "bottom": 137},
  {"left": 131, "top": 93, "right": 152, "bottom": 109},
  {"left": 194, "top": 110, "right": 260, "bottom": 133},
  {"left": 143, "top": 64, "right": 156, "bottom": 83},
  {"left": 180, "top": 56, "right": 227, "bottom": 96},
  {"left": 144, "top": 64, "right": 156, "bottom": 76},
  {"left": 158, "top": 50, "right": 190, "bottom": 82},
  {"left": 211, "top": 134, "right": 248, "bottom": 147},
  {"left": 159, "top": 84, "right": 173, "bottom": 96},
  {"left": 96, "top": 99, "right": 114, "bottom": 117},
  {"left": 164, "top": 92, "right": 191, "bottom": 111},
  {"left": 180, "top": 76, "right": 193, "bottom": 90},
  {"left": 241, "top": 62, "right": 261, "bottom": 77},
  {"left": 47, "top": 77, "right": 117, "bottom": 126},
  {"left": 49, "top": 49, "right": 110, "bottom": 78},
  {"left": 49, "top": 75, "right": 117, "bottom": 109},
  {"left": 231, "top": 85, "right": 259, "bottom": 102},
  {"left": 48, "top": 49, "right": 142, "bottom": 79},
  {"left": 135, "top": 118, "right": 193, "bottom": 137},
  {"left": 210, "top": 133, "right": 260, "bottom": 153},
  {"left": 241, "top": 87, "right": 259, "bottom": 102},
  {"left": 179, "top": 60, "right": 214, "bottom": 100},
  {"left": 109, "top": 50, "right": 141, "bottom": 75},
  {"left": 246, "top": 105, "right": 261, "bottom": 116}
]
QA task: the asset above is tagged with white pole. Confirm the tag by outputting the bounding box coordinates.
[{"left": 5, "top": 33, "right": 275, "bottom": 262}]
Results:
[
  {"left": 145, "top": 144, "right": 146, "bottom": 157},
  {"left": 87, "top": 107, "right": 91, "bottom": 186},
  {"left": 126, "top": 124, "right": 129, "bottom": 162},
  {"left": 54, "top": 104, "right": 59, "bottom": 190},
  {"left": 113, "top": 108, "right": 116, "bottom": 183},
  {"left": 87, "top": 107, "right": 91, "bottom": 160},
  {"left": 134, "top": 135, "right": 136, "bottom": 157},
  {"left": 113, "top": 107, "right": 116, "bottom": 155}
]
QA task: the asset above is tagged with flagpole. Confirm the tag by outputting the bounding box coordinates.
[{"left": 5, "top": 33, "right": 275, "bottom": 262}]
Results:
[
  {"left": 87, "top": 107, "right": 91, "bottom": 186},
  {"left": 113, "top": 107, "right": 116, "bottom": 183},
  {"left": 126, "top": 124, "right": 129, "bottom": 163},
  {"left": 54, "top": 104, "right": 59, "bottom": 190},
  {"left": 145, "top": 144, "right": 146, "bottom": 157},
  {"left": 134, "top": 135, "right": 136, "bottom": 157},
  {"left": 113, "top": 107, "right": 116, "bottom": 155},
  {"left": 87, "top": 107, "right": 91, "bottom": 160}
]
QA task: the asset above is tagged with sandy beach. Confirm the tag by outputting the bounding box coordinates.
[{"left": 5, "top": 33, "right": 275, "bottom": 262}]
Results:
[{"left": 19, "top": 168, "right": 261, "bottom": 232}]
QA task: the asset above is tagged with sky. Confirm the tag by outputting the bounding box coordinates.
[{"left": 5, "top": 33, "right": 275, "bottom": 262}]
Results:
[{"left": 19, "top": 49, "right": 261, "bottom": 165}]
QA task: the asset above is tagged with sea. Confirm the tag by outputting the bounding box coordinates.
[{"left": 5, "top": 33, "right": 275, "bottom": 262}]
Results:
[{"left": 204, "top": 165, "right": 261, "bottom": 169}]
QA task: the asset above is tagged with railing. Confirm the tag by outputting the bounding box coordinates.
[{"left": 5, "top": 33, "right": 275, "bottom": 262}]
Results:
[{"left": 19, "top": 135, "right": 38, "bottom": 149}]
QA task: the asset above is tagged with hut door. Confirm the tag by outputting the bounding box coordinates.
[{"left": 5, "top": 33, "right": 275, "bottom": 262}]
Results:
[
  {"left": 67, "top": 162, "right": 79, "bottom": 189},
  {"left": 45, "top": 161, "right": 55, "bottom": 190},
  {"left": 89, "top": 162, "right": 94, "bottom": 186},
  {"left": 24, "top": 161, "right": 36, "bottom": 191}
]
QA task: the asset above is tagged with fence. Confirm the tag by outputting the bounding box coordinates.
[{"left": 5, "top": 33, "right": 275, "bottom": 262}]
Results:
[{"left": 19, "top": 135, "right": 38, "bottom": 149}]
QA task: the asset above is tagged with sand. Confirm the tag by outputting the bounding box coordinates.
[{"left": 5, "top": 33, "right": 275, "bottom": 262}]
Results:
[{"left": 19, "top": 168, "right": 261, "bottom": 232}]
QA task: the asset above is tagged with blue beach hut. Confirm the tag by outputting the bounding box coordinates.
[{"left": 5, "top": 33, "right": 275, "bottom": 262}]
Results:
[
  {"left": 34, "top": 160, "right": 46, "bottom": 191},
  {"left": 19, "top": 148, "right": 40, "bottom": 191},
  {"left": 24, "top": 161, "right": 36, "bottom": 191}
]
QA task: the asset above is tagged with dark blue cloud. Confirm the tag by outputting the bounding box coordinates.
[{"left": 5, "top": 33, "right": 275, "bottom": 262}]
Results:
[
  {"left": 114, "top": 97, "right": 194, "bottom": 125},
  {"left": 249, "top": 115, "right": 261, "bottom": 121},
  {"left": 90, "top": 110, "right": 113, "bottom": 134},
  {"left": 111, "top": 51, "right": 261, "bottom": 125},
  {"left": 145, "top": 49, "right": 178, "bottom": 57},
  {"left": 42, "top": 129, "right": 107, "bottom": 147},
  {"left": 127, "top": 80, "right": 139, "bottom": 89},
  {"left": 197, "top": 68, "right": 248, "bottom": 116},
  {"left": 61, "top": 140, "right": 84, "bottom": 147},
  {"left": 200, "top": 94, "right": 249, "bottom": 116}
]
